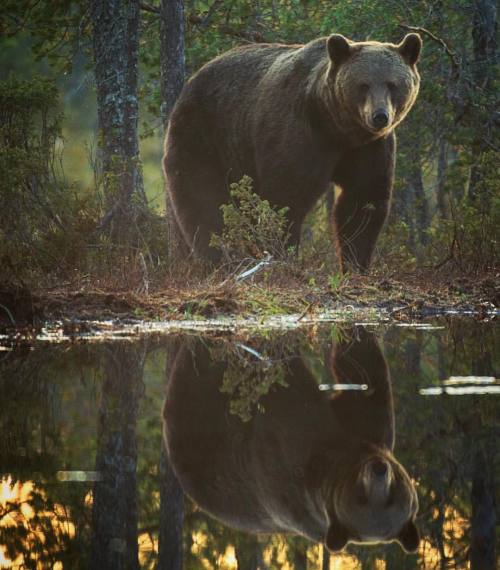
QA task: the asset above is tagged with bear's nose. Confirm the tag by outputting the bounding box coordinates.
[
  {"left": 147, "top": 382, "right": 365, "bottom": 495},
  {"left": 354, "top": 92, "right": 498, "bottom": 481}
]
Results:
[
  {"left": 371, "top": 459, "right": 388, "bottom": 477},
  {"left": 372, "top": 110, "right": 389, "bottom": 130}
]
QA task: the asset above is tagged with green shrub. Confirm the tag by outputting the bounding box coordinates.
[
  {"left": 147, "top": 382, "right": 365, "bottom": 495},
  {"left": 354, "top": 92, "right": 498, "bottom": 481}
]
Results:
[
  {"left": 210, "top": 175, "right": 292, "bottom": 262},
  {"left": 426, "top": 151, "right": 499, "bottom": 272},
  {"left": 0, "top": 75, "right": 99, "bottom": 283}
]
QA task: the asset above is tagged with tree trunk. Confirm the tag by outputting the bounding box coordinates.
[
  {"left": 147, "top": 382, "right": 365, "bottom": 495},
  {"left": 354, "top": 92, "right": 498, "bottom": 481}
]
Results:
[
  {"left": 436, "top": 139, "right": 450, "bottom": 219},
  {"left": 160, "top": 0, "right": 188, "bottom": 266},
  {"left": 90, "top": 343, "right": 146, "bottom": 570},
  {"left": 467, "top": 0, "right": 498, "bottom": 204},
  {"left": 160, "top": 0, "right": 185, "bottom": 128},
  {"left": 408, "top": 151, "right": 430, "bottom": 248},
  {"left": 91, "top": 0, "right": 146, "bottom": 245}
]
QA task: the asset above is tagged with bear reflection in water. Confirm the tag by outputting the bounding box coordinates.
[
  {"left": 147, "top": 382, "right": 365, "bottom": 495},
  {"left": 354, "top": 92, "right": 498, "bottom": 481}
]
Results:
[{"left": 163, "top": 328, "right": 419, "bottom": 553}]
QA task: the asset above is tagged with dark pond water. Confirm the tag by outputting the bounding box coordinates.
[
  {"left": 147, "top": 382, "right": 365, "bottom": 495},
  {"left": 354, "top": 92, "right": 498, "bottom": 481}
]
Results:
[{"left": 0, "top": 321, "right": 498, "bottom": 569}]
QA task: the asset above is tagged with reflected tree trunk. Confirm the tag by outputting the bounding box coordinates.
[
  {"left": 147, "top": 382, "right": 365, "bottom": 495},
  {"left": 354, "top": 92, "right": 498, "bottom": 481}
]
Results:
[
  {"left": 158, "top": 338, "right": 184, "bottom": 569},
  {"left": 158, "top": 446, "right": 184, "bottom": 570},
  {"left": 291, "top": 539, "right": 307, "bottom": 570},
  {"left": 470, "top": 449, "right": 496, "bottom": 570},
  {"left": 91, "top": 342, "right": 146, "bottom": 570},
  {"left": 469, "top": 347, "right": 496, "bottom": 570},
  {"left": 235, "top": 536, "right": 265, "bottom": 570},
  {"left": 321, "top": 545, "right": 330, "bottom": 570},
  {"left": 404, "top": 334, "right": 421, "bottom": 376}
]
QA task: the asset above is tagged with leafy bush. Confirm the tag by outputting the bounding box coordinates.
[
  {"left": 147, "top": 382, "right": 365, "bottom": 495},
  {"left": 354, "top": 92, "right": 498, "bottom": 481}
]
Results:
[
  {"left": 425, "top": 150, "right": 500, "bottom": 273},
  {"left": 210, "top": 175, "right": 292, "bottom": 262},
  {"left": 0, "top": 75, "right": 99, "bottom": 283},
  {"left": 0, "top": 75, "right": 168, "bottom": 288}
]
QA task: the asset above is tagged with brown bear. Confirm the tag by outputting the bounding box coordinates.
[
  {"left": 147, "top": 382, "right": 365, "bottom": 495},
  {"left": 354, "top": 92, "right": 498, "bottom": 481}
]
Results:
[
  {"left": 162, "top": 329, "right": 420, "bottom": 553},
  {"left": 163, "top": 33, "right": 422, "bottom": 272}
]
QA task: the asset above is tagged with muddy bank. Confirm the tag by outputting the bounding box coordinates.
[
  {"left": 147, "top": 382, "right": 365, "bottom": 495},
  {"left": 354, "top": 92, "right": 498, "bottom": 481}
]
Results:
[{"left": 0, "top": 272, "right": 497, "bottom": 340}]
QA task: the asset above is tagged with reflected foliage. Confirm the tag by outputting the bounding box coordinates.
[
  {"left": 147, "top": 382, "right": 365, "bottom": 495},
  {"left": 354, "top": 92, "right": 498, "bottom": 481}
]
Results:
[{"left": 0, "top": 322, "right": 498, "bottom": 568}]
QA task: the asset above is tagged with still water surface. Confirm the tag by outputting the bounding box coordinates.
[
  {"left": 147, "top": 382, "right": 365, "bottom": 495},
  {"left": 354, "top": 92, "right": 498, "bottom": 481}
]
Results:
[{"left": 0, "top": 321, "right": 498, "bottom": 569}]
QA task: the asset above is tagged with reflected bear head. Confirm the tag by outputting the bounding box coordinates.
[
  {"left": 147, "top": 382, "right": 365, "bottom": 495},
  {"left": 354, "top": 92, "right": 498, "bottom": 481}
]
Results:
[{"left": 313, "top": 445, "right": 419, "bottom": 553}]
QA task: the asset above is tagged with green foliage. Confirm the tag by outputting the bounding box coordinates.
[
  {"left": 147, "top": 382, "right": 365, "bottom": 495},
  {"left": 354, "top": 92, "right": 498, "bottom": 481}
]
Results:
[
  {"left": 0, "top": 75, "right": 99, "bottom": 283},
  {"left": 328, "top": 273, "right": 343, "bottom": 291},
  {"left": 210, "top": 175, "right": 292, "bottom": 262},
  {"left": 1, "top": 0, "right": 498, "bottom": 283},
  {"left": 376, "top": 220, "right": 418, "bottom": 272},
  {"left": 220, "top": 357, "right": 288, "bottom": 422},
  {"left": 212, "top": 338, "right": 288, "bottom": 422},
  {"left": 428, "top": 156, "right": 500, "bottom": 272},
  {"left": 3, "top": 326, "right": 498, "bottom": 567}
]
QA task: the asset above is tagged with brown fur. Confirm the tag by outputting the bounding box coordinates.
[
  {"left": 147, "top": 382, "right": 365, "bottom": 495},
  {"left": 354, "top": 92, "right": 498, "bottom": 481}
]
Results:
[
  {"left": 163, "top": 34, "right": 422, "bottom": 271},
  {"left": 162, "top": 329, "right": 419, "bottom": 552}
]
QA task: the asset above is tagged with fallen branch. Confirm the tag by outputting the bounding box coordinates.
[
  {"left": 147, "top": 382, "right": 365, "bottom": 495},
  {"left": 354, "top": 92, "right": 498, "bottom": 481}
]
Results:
[{"left": 235, "top": 254, "right": 273, "bottom": 282}]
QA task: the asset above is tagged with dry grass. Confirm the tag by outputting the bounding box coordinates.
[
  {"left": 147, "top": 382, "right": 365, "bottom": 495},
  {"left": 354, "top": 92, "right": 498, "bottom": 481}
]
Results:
[{"left": 1, "top": 263, "right": 497, "bottom": 334}]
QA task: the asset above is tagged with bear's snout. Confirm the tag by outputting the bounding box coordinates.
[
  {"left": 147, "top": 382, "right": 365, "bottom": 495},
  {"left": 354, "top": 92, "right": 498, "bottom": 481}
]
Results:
[
  {"left": 360, "top": 458, "right": 393, "bottom": 502},
  {"left": 371, "top": 458, "right": 388, "bottom": 476},
  {"left": 372, "top": 109, "right": 389, "bottom": 130}
]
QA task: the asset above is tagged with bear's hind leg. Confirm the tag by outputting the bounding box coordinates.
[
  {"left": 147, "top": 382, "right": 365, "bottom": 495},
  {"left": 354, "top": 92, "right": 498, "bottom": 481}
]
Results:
[{"left": 165, "top": 137, "right": 229, "bottom": 265}]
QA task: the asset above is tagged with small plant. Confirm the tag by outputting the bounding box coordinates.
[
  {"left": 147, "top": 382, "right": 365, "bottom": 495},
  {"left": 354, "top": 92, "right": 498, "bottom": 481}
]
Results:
[
  {"left": 210, "top": 175, "right": 292, "bottom": 262},
  {"left": 328, "top": 273, "right": 343, "bottom": 291}
]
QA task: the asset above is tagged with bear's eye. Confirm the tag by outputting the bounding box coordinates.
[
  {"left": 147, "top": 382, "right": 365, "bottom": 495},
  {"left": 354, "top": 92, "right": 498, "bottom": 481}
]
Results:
[
  {"left": 387, "top": 81, "right": 397, "bottom": 92},
  {"left": 358, "top": 83, "right": 369, "bottom": 95}
]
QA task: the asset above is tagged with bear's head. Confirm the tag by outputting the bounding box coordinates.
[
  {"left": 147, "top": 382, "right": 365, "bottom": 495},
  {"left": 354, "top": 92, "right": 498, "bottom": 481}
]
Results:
[
  {"left": 325, "top": 33, "right": 422, "bottom": 141},
  {"left": 323, "top": 447, "right": 419, "bottom": 553}
]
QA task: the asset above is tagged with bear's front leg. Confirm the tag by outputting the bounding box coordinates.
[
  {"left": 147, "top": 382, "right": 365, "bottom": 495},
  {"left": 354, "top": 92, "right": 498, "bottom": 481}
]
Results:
[{"left": 332, "top": 135, "right": 395, "bottom": 273}]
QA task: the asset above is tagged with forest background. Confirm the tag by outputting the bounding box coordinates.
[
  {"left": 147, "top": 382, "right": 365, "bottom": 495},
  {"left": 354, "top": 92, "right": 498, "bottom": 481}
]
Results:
[{"left": 0, "top": 0, "right": 498, "bottom": 309}]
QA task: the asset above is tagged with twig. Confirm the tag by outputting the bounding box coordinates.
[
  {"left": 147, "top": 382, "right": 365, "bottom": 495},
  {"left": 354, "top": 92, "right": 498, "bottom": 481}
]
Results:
[
  {"left": 140, "top": 2, "right": 159, "bottom": 15},
  {"left": 398, "top": 24, "right": 460, "bottom": 78},
  {"left": 188, "top": 0, "right": 223, "bottom": 29},
  {"left": 137, "top": 252, "right": 149, "bottom": 296},
  {"left": 236, "top": 343, "right": 267, "bottom": 361},
  {"left": 297, "top": 301, "right": 314, "bottom": 322},
  {"left": 218, "top": 24, "right": 266, "bottom": 43},
  {"left": 235, "top": 254, "right": 273, "bottom": 282},
  {"left": 0, "top": 304, "right": 16, "bottom": 327}
]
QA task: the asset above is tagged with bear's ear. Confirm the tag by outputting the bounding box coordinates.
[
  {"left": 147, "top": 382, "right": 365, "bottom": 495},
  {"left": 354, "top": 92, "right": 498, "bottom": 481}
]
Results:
[
  {"left": 398, "top": 33, "right": 422, "bottom": 66},
  {"left": 327, "top": 34, "right": 352, "bottom": 66},
  {"left": 325, "top": 518, "right": 349, "bottom": 552},
  {"left": 396, "top": 519, "right": 420, "bottom": 553}
]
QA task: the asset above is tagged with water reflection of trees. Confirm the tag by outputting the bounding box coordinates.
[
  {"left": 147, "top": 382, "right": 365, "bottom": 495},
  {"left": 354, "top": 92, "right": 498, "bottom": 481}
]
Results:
[
  {"left": 0, "top": 345, "right": 99, "bottom": 567},
  {"left": 384, "top": 323, "right": 499, "bottom": 570},
  {"left": 1, "top": 323, "right": 498, "bottom": 569},
  {"left": 91, "top": 342, "right": 146, "bottom": 569}
]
